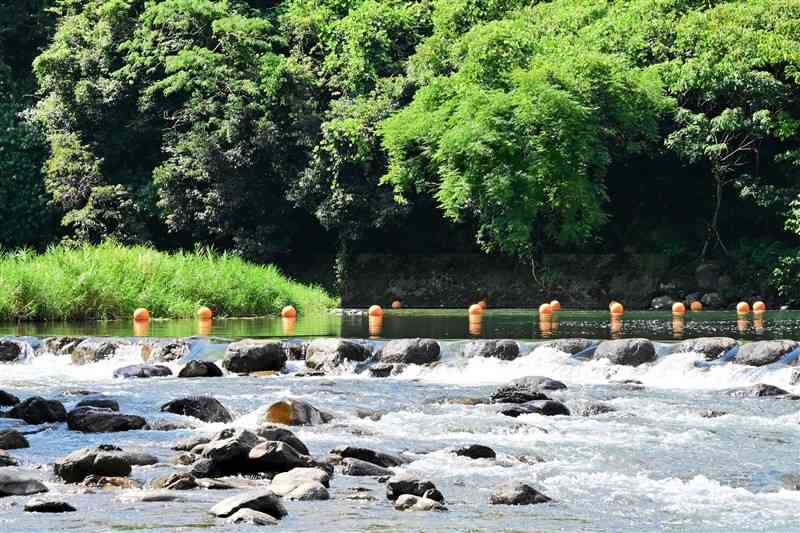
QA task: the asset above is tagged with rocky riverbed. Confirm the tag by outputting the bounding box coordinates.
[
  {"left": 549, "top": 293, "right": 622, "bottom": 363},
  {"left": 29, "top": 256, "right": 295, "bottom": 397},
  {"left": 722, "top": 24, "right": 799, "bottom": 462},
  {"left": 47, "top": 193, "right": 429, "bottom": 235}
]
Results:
[{"left": 1, "top": 335, "right": 800, "bottom": 531}]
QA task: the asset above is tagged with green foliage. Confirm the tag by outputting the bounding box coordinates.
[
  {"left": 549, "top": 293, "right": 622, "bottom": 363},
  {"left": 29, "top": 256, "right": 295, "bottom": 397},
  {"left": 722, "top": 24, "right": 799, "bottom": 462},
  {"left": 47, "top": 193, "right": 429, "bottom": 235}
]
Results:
[{"left": 0, "top": 241, "right": 336, "bottom": 320}]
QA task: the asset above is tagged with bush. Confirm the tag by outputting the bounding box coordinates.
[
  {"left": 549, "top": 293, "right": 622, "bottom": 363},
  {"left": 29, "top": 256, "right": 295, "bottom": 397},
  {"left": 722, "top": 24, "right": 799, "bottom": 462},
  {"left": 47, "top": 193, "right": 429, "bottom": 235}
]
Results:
[{"left": 0, "top": 241, "right": 337, "bottom": 320}]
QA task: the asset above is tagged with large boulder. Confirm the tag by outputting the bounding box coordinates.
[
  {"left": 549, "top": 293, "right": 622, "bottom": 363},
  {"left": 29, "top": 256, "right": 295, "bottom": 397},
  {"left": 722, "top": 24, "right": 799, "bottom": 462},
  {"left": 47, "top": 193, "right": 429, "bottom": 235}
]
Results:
[
  {"left": 54, "top": 445, "right": 132, "bottom": 483},
  {"left": 305, "top": 339, "right": 371, "bottom": 371},
  {"left": 209, "top": 489, "right": 287, "bottom": 519},
  {"left": 113, "top": 364, "right": 172, "bottom": 379},
  {"left": 330, "top": 446, "right": 404, "bottom": 468},
  {"left": 72, "top": 339, "right": 127, "bottom": 365},
  {"left": 178, "top": 361, "right": 223, "bottom": 378},
  {"left": 0, "top": 472, "right": 48, "bottom": 497},
  {"left": 672, "top": 337, "right": 738, "bottom": 360},
  {"left": 6, "top": 397, "right": 66, "bottom": 424},
  {"left": 222, "top": 340, "right": 286, "bottom": 373},
  {"left": 202, "top": 429, "right": 260, "bottom": 464},
  {"left": 66, "top": 407, "right": 146, "bottom": 433},
  {"left": 0, "top": 390, "right": 20, "bottom": 406},
  {"left": 462, "top": 340, "right": 519, "bottom": 361},
  {"left": 491, "top": 376, "right": 565, "bottom": 404},
  {"left": 248, "top": 441, "right": 312, "bottom": 473},
  {"left": 0, "top": 429, "right": 29, "bottom": 449},
  {"left": 489, "top": 482, "right": 551, "bottom": 505},
  {"left": 161, "top": 397, "right": 232, "bottom": 423},
  {"left": 594, "top": 338, "right": 656, "bottom": 366},
  {"left": 256, "top": 426, "right": 309, "bottom": 455},
  {"left": 499, "top": 400, "right": 570, "bottom": 417},
  {"left": 541, "top": 338, "right": 596, "bottom": 355},
  {"left": 265, "top": 399, "right": 331, "bottom": 426},
  {"left": 735, "top": 340, "right": 799, "bottom": 367},
  {"left": 379, "top": 338, "right": 440, "bottom": 365},
  {"left": 0, "top": 340, "right": 24, "bottom": 362},
  {"left": 386, "top": 473, "right": 437, "bottom": 501},
  {"left": 341, "top": 458, "right": 393, "bottom": 477},
  {"left": 270, "top": 468, "right": 331, "bottom": 496},
  {"left": 395, "top": 494, "right": 446, "bottom": 511}
]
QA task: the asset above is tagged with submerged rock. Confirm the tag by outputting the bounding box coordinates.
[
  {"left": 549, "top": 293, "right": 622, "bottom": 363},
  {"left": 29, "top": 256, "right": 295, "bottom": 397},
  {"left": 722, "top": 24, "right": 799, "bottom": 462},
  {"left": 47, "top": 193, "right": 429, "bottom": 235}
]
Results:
[
  {"left": 305, "top": 339, "right": 371, "bottom": 371},
  {"left": 386, "top": 473, "right": 437, "bottom": 501},
  {"left": 0, "top": 429, "right": 29, "bottom": 449},
  {"left": 152, "top": 472, "right": 199, "bottom": 490},
  {"left": 726, "top": 384, "right": 791, "bottom": 398},
  {"left": 41, "top": 336, "right": 85, "bottom": 356},
  {"left": 672, "top": 337, "right": 737, "bottom": 360},
  {"left": 0, "top": 472, "right": 48, "bottom": 497},
  {"left": 54, "top": 445, "right": 132, "bottom": 483},
  {"left": 6, "top": 397, "right": 67, "bottom": 424},
  {"left": 24, "top": 499, "right": 76, "bottom": 513},
  {"left": 500, "top": 400, "right": 570, "bottom": 417},
  {"left": 463, "top": 340, "right": 519, "bottom": 361},
  {"left": 454, "top": 444, "right": 496, "bottom": 460},
  {"left": 330, "top": 446, "right": 404, "bottom": 468},
  {"left": 541, "top": 338, "right": 597, "bottom": 355},
  {"left": 264, "top": 399, "right": 331, "bottom": 426},
  {"left": 209, "top": 489, "right": 287, "bottom": 519},
  {"left": 76, "top": 398, "right": 119, "bottom": 412},
  {"left": 256, "top": 426, "right": 309, "bottom": 455},
  {"left": 341, "top": 458, "right": 393, "bottom": 477},
  {"left": 67, "top": 406, "right": 146, "bottom": 433},
  {"left": 178, "top": 360, "right": 223, "bottom": 378},
  {"left": 379, "top": 338, "right": 440, "bottom": 365},
  {"left": 491, "top": 376, "right": 565, "bottom": 404},
  {"left": 226, "top": 508, "right": 280, "bottom": 526},
  {"left": 594, "top": 338, "right": 656, "bottom": 366},
  {"left": 80, "top": 475, "right": 139, "bottom": 489},
  {"left": 0, "top": 390, "right": 20, "bottom": 406},
  {"left": 369, "top": 363, "right": 405, "bottom": 377},
  {"left": 161, "top": 396, "right": 232, "bottom": 423},
  {"left": 394, "top": 494, "right": 446, "bottom": 511},
  {"left": 222, "top": 340, "right": 286, "bottom": 373},
  {"left": 0, "top": 450, "right": 19, "bottom": 467},
  {"left": 735, "top": 340, "right": 799, "bottom": 366},
  {"left": 571, "top": 401, "right": 616, "bottom": 417},
  {"left": 490, "top": 482, "right": 551, "bottom": 505},
  {"left": 113, "top": 364, "right": 172, "bottom": 379},
  {"left": 72, "top": 339, "right": 127, "bottom": 365},
  {"left": 148, "top": 340, "right": 190, "bottom": 362}
]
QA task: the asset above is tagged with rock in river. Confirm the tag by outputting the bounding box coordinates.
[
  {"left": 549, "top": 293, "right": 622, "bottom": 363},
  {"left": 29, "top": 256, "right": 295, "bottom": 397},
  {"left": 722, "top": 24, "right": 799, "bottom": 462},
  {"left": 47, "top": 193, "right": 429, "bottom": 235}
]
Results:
[
  {"left": 0, "top": 472, "right": 48, "bottom": 497},
  {"left": 341, "top": 458, "right": 393, "bottom": 477},
  {"left": 270, "top": 468, "right": 331, "bottom": 496},
  {"left": 462, "top": 340, "right": 519, "bottom": 361},
  {"left": 286, "top": 481, "right": 330, "bottom": 501},
  {"left": 594, "top": 338, "right": 656, "bottom": 366},
  {"left": 222, "top": 340, "right": 286, "bottom": 373},
  {"left": 490, "top": 482, "right": 552, "bottom": 505},
  {"left": 248, "top": 441, "right": 313, "bottom": 473},
  {"left": 67, "top": 407, "right": 146, "bottom": 433},
  {"left": 330, "top": 445, "right": 404, "bottom": 468},
  {"left": 671, "top": 337, "right": 737, "bottom": 360},
  {"left": 54, "top": 445, "right": 132, "bottom": 483},
  {"left": 72, "top": 339, "right": 127, "bottom": 365},
  {"left": 379, "top": 338, "right": 440, "bottom": 365},
  {"left": 151, "top": 472, "right": 199, "bottom": 490},
  {"left": 6, "top": 397, "right": 66, "bottom": 424},
  {"left": 541, "top": 338, "right": 597, "bottom": 355},
  {"left": 735, "top": 340, "right": 799, "bottom": 367},
  {"left": 0, "top": 339, "right": 24, "bottom": 362},
  {"left": 386, "top": 473, "right": 438, "bottom": 501},
  {"left": 305, "top": 339, "right": 371, "bottom": 371},
  {"left": 395, "top": 494, "right": 446, "bottom": 511},
  {"left": 265, "top": 399, "right": 331, "bottom": 426},
  {"left": 113, "top": 364, "right": 172, "bottom": 379},
  {"left": 161, "top": 396, "right": 232, "bottom": 423},
  {"left": 0, "top": 429, "right": 29, "bottom": 449},
  {"left": 24, "top": 499, "right": 76, "bottom": 513},
  {"left": 499, "top": 400, "right": 570, "bottom": 417},
  {"left": 209, "top": 489, "right": 287, "bottom": 519},
  {"left": 178, "top": 360, "right": 223, "bottom": 378},
  {"left": 0, "top": 451, "right": 19, "bottom": 467},
  {"left": 726, "top": 383, "right": 792, "bottom": 398},
  {"left": 454, "top": 444, "right": 495, "bottom": 460},
  {"left": 256, "top": 425, "right": 309, "bottom": 455},
  {"left": 76, "top": 398, "right": 120, "bottom": 411},
  {"left": 491, "top": 376, "right": 566, "bottom": 404},
  {"left": 0, "top": 390, "right": 20, "bottom": 406},
  {"left": 226, "top": 508, "right": 280, "bottom": 526}
]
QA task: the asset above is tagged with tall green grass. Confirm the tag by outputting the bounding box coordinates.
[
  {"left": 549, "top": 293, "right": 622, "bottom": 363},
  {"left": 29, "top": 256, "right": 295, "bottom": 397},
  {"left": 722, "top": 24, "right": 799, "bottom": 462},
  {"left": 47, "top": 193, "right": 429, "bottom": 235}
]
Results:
[{"left": 0, "top": 242, "right": 337, "bottom": 320}]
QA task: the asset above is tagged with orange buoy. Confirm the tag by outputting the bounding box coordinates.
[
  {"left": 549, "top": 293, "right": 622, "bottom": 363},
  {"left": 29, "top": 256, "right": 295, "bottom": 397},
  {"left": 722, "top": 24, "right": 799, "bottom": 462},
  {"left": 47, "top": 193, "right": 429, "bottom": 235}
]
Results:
[
  {"left": 391, "top": 300, "right": 402, "bottom": 309},
  {"left": 550, "top": 300, "right": 561, "bottom": 312},
  {"left": 478, "top": 300, "right": 488, "bottom": 310},
  {"left": 736, "top": 301, "right": 750, "bottom": 314},
  {"left": 197, "top": 306, "right": 213, "bottom": 320},
  {"left": 753, "top": 301, "right": 766, "bottom": 313},
  {"left": 468, "top": 303, "right": 483, "bottom": 316},
  {"left": 690, "top": 300, "right": 703, "bottom": 312},
  {"left": 609, "top": 302, "right": 624, "bottom": 317},
  {"left": 133, "top": 308, "right": 150, "bottom": 322},
  {"left": 539, "top": 303, "right": 553, "bottom": 315},
  {"left": 281, "top": 305, "right": 297, "bottom": 318},
  {"left": 672, "top": 302, "right": 686, "bottom": 315},
  {"left": 368, "top": 304, "right": 383, "bottom": 317}
]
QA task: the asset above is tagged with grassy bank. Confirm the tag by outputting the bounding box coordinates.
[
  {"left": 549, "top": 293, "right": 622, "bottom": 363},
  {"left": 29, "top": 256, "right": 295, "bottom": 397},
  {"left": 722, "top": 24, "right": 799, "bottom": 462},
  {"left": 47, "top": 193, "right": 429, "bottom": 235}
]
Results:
[{"left": 0, "top": 242, "right": 337, "bottom": 320}]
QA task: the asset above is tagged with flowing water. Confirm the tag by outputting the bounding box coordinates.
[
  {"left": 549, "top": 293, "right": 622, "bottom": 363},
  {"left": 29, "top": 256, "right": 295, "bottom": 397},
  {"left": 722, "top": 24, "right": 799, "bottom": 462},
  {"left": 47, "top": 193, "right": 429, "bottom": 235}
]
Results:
[{"left": 2, "top": 310, "right": 800, "bottom": 532}]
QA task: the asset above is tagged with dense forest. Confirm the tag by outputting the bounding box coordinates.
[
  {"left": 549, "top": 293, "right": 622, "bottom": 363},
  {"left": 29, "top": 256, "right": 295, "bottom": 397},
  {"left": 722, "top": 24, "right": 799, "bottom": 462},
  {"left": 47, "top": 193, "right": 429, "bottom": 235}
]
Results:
[{"left": 1, "top": 0, "right": 799, "bottom": 300}]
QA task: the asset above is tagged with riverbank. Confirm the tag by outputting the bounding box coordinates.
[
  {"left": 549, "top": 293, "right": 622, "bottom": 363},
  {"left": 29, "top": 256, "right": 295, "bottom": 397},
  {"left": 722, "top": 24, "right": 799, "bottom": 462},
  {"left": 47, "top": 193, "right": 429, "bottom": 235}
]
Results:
[{"left": 0, "top": 242, "right": 337, "bottom": 321}]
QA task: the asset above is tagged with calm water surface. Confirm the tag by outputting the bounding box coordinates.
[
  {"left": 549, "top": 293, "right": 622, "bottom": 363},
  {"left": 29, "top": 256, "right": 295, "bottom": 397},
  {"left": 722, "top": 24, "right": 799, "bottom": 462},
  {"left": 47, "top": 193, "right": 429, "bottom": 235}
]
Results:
[{"left": 1, "top": 309, "right": 800, "bottom": 532}]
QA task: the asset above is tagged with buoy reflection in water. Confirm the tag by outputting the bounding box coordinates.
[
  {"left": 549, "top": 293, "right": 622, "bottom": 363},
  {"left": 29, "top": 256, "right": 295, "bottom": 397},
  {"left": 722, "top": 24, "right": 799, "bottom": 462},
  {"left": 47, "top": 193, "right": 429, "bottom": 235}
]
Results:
[
  {"left": 468, "top": 314, "right": 482, "bottom": 336},
  {"left": 282, "top": 317, "right": 296, "bottom": 336},
  {"left": 197, "top": 318, "right": 212, "bottom": 336},
  {"left": 672, "top": 316, "right": 684, "bottom": 339},
  {"left": 368, "top": 315, "right": 383, "bottom": 338}
]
